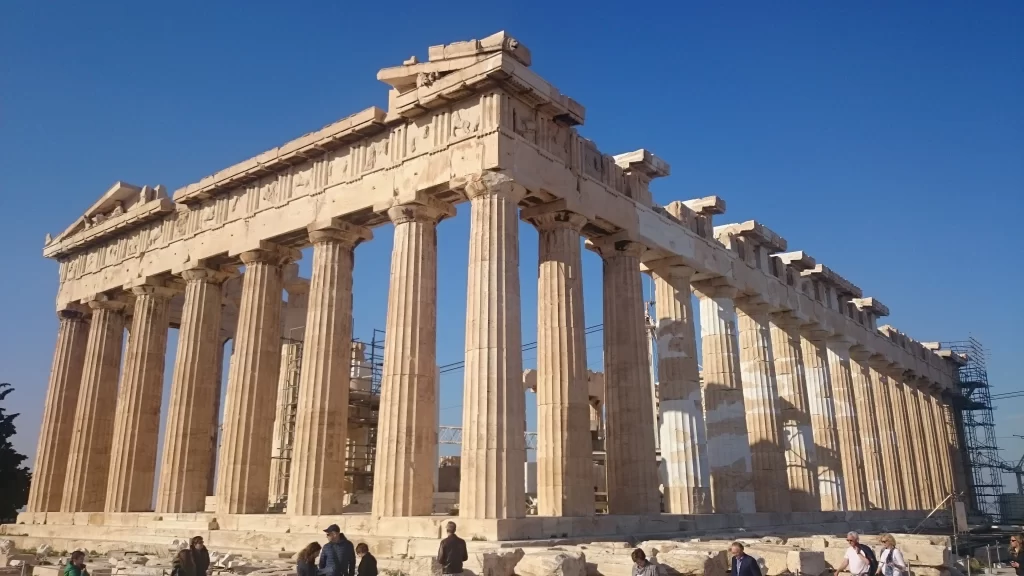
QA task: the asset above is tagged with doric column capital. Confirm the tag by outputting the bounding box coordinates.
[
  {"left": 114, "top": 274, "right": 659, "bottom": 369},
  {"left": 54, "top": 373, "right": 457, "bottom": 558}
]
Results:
[
  {"left": 866, "top": 353, "right": 891, "bottom": 371},
  {"left": 459, "top": 171, "right": 525, "bottom": 202},
  {"left": 130, "top": 284, "right": 178, "bottom": 301},
  {"left": 800, "top": 322, "right": 832, "bottom": 342},
  {"left": 86, "top": 296, "right": 126, "bottom": 313},
  {"left": 308, "top": 219, "right": 373, "bottom": 247},
  {"left": 386, "top": 198, "right": 455, "bottom": 226},
  {"left": 826, "top": 334, "right": 855, "bottom": 350},
  {"left": 180, "top": 265, "right": 237, "bottom": 284},
  {"left": 586, "top": 234, "right": 645, "bottom": 260},
  {"left": 769, "top": 310, "right": 804, "bottom": 328},
  {"left": 643, "top": 255, "right": 696, "bottom": 279},
  {"left": 523, "top": 210, "right": 587, "bottom": 232},
  {"left": 734, "top": 294, "right": 774, "bottom": 315},
  {"left": 849, "top": 345, "right": 873, "bottom": 362},
  {"left": 239, "top": 242, "right": 301, "bottom": 267},
  {"left": 56, "top": 304, "right": 89, "bottom": 321},
  {"left": 692, "top": 278, "right": 738, "bottom": 300}
]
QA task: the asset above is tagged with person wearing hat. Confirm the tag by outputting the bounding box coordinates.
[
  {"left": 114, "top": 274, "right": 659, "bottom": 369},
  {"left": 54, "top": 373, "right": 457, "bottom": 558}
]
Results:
[{"left": 318, "top": 524, "right": 355, "bottom": 576}]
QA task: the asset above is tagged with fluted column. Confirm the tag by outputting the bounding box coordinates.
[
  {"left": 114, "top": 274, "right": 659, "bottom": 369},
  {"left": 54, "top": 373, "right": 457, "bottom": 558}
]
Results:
[
  {"left": 595, "top": 238, "right": 660, "bottom": 515},
  {"left": 801, "top": 329, "right": 846, "bottom": 510},
  {"left": 694, "top": 283, "right": 754, "bottom": 513},
  {"left": 105, "top": 285, "right": 174, "bottom": 512},
  {"left": 939, "top": 394, "right": 968, "bottom": 497},
  {"left": 157, "top": 267, "right": 230, "bottom": 512},
  {"left": 268, "top": 340, "right": 301, "bottom": 508},
  {"left": 27, "top": 308, "right": 89, "bottom": 512},
  {"left": 652, "top": 265, "right": 711, "bottom": 514},
  {"left": 924, "top": 388, "right": 955, "bottom": 502},
  {"left": 524, "top": 208, "right": 593, "bottom": 517},
  {"left": 868, "top": 362, "right": 909, "bottom": 506},
  {"left": 824, "top": 337, "right": 868, "bottom": 510},
  {"left": 909, "top": 380, "right": 944, "bottom": 507},
  {"left": 899, "top": 377, "right": 936, "bottom": 507},
  {"left": 459, "top": 173, "right": 526, "bottom": 520},
  {"left": 848, "top": 347, "right": 887, "bottom": 510},
  {"left": 768, "top": 313, "right": 819, "bottom": 512},
  {"left": 217, "top": 245, "right": 298, "bottom": 515},
  {"left": 207, "top": 337, "right": 225, "bottom": 497},
  {"left": 886, "top": 370, "right": 922, "bottom": 509},
  {"left": 735, "top": 298, "right": 790, "bottom": 513},
  {"left": 372, "top": 202, "right": 447, "bottom": 517},
  {"left": 288, "top": 223, "right": 369, "bottom": 516},
  {"left": 867, "top": 360, "right": 907, "bottom": 509},
  {"left": 62, "top": 298, "right": 126, "bottom": 512}
]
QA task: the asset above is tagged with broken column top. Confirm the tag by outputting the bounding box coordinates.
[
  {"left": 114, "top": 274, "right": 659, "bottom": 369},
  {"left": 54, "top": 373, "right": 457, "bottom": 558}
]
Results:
[
  {"left": 682, "top": 195, "right": 726, "bottom": 216},
  {"left": 613, "top": 149, "right": 671, "bottom": 179},
  {"left": 852, "top": 297, "right": 889, "bottom": 317},
  {"left": 714, "top": 220, "right": 788, "bottom": 253},
  {"left": 772, "top": 250, "right": 817, "bottom": 271},
  {"left": 800, "top": 263, "right": 862, "bottom": 298}
]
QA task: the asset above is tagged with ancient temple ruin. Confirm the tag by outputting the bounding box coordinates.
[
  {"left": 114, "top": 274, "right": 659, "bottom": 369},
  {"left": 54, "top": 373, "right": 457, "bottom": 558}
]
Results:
[{"left": 11, "top": 32, "right": 968, "bottom": 549}]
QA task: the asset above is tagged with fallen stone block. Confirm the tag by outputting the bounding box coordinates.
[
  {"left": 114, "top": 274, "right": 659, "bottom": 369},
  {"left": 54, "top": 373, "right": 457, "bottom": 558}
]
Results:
[
  {"left": 4, "top": 553, "right": 37, "bottom": 567},
  {"left": 657, "top": 550, "right": 721, "bottom": 576},
  {"left": 0, "top": 541, "right": 13, "bottom": 555},
  {"left": 36, "top": 546, "right": 52, "bottom": 558},
  {"left": 787, "top": 551, "right": 826, "bottom": 576},
  {"left": 516, "top": 550, "right": 586, "bottom": 576},
  {"left": 744, "top": 546, "right": 793, "bottom": 576},
  {"left": 899, "top": 543, "right": 950, "bottom": 567},
  {"left": 463, "top": 548, "right": 523, "bottom": 576}
]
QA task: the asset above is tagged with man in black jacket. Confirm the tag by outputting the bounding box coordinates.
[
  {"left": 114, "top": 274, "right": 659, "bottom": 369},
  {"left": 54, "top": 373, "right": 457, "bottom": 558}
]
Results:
[
  {"left": 320, "top": 524, "right": 356, "bottom": 576},
  {"left": 437, "top": 522, "right": 468, "bottom": 575}
]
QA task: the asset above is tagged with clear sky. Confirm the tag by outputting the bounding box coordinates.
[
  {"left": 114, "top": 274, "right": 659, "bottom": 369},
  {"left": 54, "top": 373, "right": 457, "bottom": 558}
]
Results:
[{"left": 1, "top": 2, "right": 1021, "bottom": 496}]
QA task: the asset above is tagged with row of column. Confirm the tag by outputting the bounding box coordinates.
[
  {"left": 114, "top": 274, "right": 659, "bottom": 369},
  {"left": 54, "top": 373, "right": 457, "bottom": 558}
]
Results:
[{"left": 28, "top": 172, "right": 964, "bottom": 518}]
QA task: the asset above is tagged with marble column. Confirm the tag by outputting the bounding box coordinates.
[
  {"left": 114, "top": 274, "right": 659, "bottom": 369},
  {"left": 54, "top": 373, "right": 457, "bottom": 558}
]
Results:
[
  {"left": 824, "top": 337, "right": 868, "bottom": 510},
  {"left": 735, "top": 298, "right": 791, "bottom": 513},
  {"left": 901, "top": 378, "right": 937, "bottom": 508},
  {"left": 939, "top": 394, "right": 967, "bottom": 497},
  {"left": 268, "top": 340, "right": 302, "bottom": 508},
  {"left": 105, "top": 285, "right": 174, "bottom": 512},
  {"left": 61, "top": 298, "right": 126, "bottom": 512},
  {"left": 848, "top": 347, "right": 887, "bottom": 510},
  {"left": 157, "top": 267, "right": 230, "bottom": 513},
  {"left": 524, "top": 208, "right": 593, "bottom": 517},
  {"left": 289, "top": 223, "right": 368, "bottom": 516},
  {"left": 459, "top": 173, "right": 526, "bottom": 520},
  {"left": 370, "top": 201, "right": 449, "bottom": 517},
  {"left": 217, "top": 245, "right": 298, "bottom": 515},
  {"left": 801, "top": 329, "right": 845, "bottom": 511},
  {"left": 694, "top": 283, "right": 754, "bottom": 513},
  {"left": 652, "top": 265, "right": 711, "bottom": 514},
  {"left": 887, "top": 370, "right": 923, "bottom": 509},
  {"left": 867, "top": 360, "right": 907, "bottom": 510},
  {"left": 925, "top": 389, "right": 955, "bottom": 501},
  {"left": 910, "top": 380, "right": 945, "bottom": 506},
  {"left": 597, "top": 238, "right": 660, "bottom": 515},
  {"left": 208, "top": 337, "right": 226, "bottom": 497},
  {"left": 768, "top": 313, "right": 819, "bottom": 512},
  {"left": 27, "top": 308, "right": 89, "bottom": 512}
]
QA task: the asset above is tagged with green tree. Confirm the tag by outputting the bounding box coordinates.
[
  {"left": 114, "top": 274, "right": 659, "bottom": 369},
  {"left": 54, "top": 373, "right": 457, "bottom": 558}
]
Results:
[{"left": 0, "top": 383, "right": 31, "bottom": 519}]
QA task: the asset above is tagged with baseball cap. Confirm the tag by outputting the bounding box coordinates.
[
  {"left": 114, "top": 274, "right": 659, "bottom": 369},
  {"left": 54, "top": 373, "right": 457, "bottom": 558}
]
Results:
[{"left": 324, "top": 524, "right": 340, "bottom": 533}]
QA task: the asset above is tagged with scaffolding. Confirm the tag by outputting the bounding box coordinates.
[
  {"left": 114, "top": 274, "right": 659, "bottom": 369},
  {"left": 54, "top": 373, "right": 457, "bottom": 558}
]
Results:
[{"left": 946, "top": 337, "right": 1003, "bottom": 521}]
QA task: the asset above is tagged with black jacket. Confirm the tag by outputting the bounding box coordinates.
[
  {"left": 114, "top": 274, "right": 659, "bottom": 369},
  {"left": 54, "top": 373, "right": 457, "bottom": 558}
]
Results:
[
  {"left": 357, "top": 553, "right": 377, "bottom": 576},
  {"left": 190, "top": 547, "right": 211, "bottom": 576},
  {"left": 297, "top": 560, "right": 317, "bottom": 576},
  {"left": 437, "top": 535, "right": 468, "bottom": 575}
]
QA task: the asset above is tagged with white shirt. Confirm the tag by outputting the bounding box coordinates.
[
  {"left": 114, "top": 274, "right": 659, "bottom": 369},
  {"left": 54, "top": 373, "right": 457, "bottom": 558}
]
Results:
[
  {"left": 879, "top": 548, "right": 907, "bottom": 576},
  {"left": 846, "top": 546, "right": 870, "bottom": 575}
]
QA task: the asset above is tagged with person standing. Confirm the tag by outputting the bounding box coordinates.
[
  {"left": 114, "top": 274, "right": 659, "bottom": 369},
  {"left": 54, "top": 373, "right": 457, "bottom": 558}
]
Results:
[
  {"left": 836, "top": 532, "right": 877, "bottom": 576},
  {"left": 320, "top": 524, "right": 356, "bottom": 576},
  {"left": 730, "top": 542, "right": 762, "bottom": 576},
  {"left": 1009, "top": 533, "right": 1024, "bottom": 576},
  {"left": 171, "top": 549, "right": 197, "bottom": 576},
  {"left": 190, "top": 536, "right": 211, "bottom": 576},
  {"left": 63, "top": 551, "right": 89, "bottom": 576},
  {"left": 631, "top": 549, "right": 658, "bottom": 576},
  {"left": 437, "top": 522, "right": 468, "bottom": 576},
  {"left": 876, "top": 534, "right": 907, "bottom": 576},
  {"left": 297, "top": 542, "right": 322, "bottom": 576},
  {"left": 356, "top": 543, "right": 377, "bottom": 576}
]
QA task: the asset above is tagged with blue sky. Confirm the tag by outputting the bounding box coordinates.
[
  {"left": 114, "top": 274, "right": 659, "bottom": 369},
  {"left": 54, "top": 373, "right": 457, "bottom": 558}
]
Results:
[{"left": 1, "top": 2, "right": 1021, "bottom": 495}]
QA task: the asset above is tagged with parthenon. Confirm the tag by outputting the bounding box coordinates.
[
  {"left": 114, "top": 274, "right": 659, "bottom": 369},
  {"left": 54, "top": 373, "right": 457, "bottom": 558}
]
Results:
[{"left": 12, "top": 32, "right": 970, "bottom": 547}]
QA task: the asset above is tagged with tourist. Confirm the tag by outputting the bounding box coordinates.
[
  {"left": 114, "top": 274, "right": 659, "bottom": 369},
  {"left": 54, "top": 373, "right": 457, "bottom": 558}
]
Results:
[
  {"left": 355, "top": 543, "right": 377, "bottom": 576},
  {"left": 876, "top": 534, "right": 906, "bottom": 576},
  {"left": 436, "top": 521, "right": 468, "bottom": 576},
  {"left": 320, "top": 524, "right": 356, "bottom": 576},
  {"left": 631, "top": 549, "right": 658, "bottom": 576},
  {"left": 190, "top": 536, "right": 211, "bottom": 576},
  {"left": 730, "top": 542, "right": 762, "bottom": 576},
  {"left": 63, "top": 551, "right": 89, "bottom": 576},
  {"left": 171, "top": 548, "right": 197, "bottom": 576},
  {"left": 835, "top": 532, "right": 877, "bottom": 576},
  {"left": 1009, "top": 533, "right": 1024, "bottom": 576},
  {"left": 297, "top": 542, "right": 322, "bottom": 576}
]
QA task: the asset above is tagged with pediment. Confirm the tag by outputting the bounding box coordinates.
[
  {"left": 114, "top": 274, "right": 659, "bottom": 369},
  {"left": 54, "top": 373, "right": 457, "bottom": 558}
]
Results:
[{"left": 44, "top": 181, "right": 172, "bottom": 257}]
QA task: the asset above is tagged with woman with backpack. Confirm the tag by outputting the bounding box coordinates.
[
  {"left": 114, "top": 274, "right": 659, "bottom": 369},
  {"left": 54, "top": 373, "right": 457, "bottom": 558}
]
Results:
[{"left": 876, "top": 534, "right": 907, "bottom": 576}]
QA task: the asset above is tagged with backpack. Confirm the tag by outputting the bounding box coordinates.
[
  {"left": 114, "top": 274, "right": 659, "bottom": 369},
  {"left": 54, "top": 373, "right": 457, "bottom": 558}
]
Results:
[{"left": 857, "top": 544, "right": 878, "bottom": 576}]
